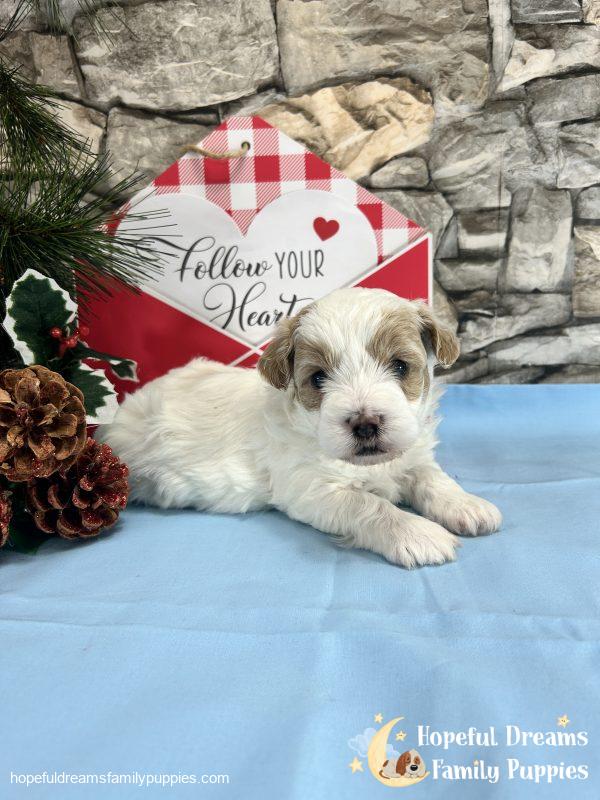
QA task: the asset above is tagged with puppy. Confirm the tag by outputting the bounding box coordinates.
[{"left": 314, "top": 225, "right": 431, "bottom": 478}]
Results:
[
  {"left": 380, "top": 749, "right": 426, "bottom": 780},
  {"left": 99, "top": 288, "right": 501, "bottom": 568}
]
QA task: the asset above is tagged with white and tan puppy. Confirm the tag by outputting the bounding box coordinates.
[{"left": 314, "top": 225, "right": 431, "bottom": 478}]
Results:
[
  {"left": 100, "top": 288, "right": 501, "bottom": 568},
  {"left": 380, "top": 749, "right": 427, "bottom": 780}
]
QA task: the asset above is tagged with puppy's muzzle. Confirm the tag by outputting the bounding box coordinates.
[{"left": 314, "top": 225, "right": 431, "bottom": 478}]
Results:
[{"left": 349, "top": 413, "right": 383, "bottom": 455}]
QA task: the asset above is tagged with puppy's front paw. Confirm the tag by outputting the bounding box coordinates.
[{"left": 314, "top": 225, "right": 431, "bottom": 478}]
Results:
[
  {"left": 386, "top": 517, "right": 459, "bottom": 569},
  {"left": 429, "top": 493, "right": 502, "bottom": 537}
]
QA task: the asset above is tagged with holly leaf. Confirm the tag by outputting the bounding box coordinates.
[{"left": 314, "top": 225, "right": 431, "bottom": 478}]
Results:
[
  {"left": 3, "top": 270, "right": 76, "bottom": 365},
  {"left": 71, "top": 341, "right": 138, "bottom": 382},
  {"left": 105, "top": 358, "right": 137, "bottom": 381},
  {"left": 61, "top": 363, "right": 118, "bottom": 425}
]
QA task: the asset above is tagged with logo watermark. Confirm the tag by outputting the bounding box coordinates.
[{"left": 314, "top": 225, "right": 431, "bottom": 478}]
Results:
[{"left": 347, "top": 713, "right": 590, "bottom": 788}]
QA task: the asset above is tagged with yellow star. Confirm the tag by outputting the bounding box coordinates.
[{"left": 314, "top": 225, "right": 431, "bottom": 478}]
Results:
[
  {"left": 374, "top": 713, "right": 383, "bottom": 724},
  {"left": 557, "top": 715, "right": 570, "bottom": 728},
  {"left": 349, "top": 757, "right": 364, "bottom": 773},
  {"left": 396, "top": 731, "right": 407, "bottom": 741},
  {"left": 473, "top": 760, "right": 479, "bottom": 766}
]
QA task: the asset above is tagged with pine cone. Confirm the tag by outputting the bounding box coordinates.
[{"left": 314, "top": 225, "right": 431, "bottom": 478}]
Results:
[
  {"left": 27, "top": 438, "right": 129, "bottom": 539},
  {"left": 0, "top": 491, "right": 11, "bottom": 547},
  {"left": 0, "top": 366, "right": 86, "bottom": 482}
]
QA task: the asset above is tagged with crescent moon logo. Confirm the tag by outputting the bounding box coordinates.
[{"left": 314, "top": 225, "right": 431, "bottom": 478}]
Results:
[{"left": 367, "top": 717, "right": 430, "bottom": 788}]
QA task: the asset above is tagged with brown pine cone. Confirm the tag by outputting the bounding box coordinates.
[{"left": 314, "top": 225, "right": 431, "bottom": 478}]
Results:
[
  {"left": 27, "top": 438, "right": 129, "bottom": 539},
  {"left": 0, "top": 366, "right": 86, "bottom": 482},
  {"left": 0, "top": 490, "right": 11, "bottom": 547}
]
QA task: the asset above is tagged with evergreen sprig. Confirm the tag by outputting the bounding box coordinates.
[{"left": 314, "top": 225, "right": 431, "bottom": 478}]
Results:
[
  {"left": 0, "top": 148, "right": 166, "bottom": 304},
  {"left": 0, "top": 62, "right": 88, "bottom": 171},
  {"left": 1, "top": 0, "right": 117, "bottom": 41},
  {"left": 0, "top": 0, "right": 34, "bottom": 43},
  {"left": 0, "top": 0, "right": 168, "bottom": 308}
]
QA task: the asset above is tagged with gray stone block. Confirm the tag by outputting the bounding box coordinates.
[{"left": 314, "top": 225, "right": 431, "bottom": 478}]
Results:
[
  {"left": 573, "top": 227, "right": 600, "bottom": 318},
  {"left": 511, "top": 0, "right": 582, "bottom": 24},
  {"left": 488, "top": 324, "right": 600, "bottom": 368},
  {"left": 476, "top": 366, "right": 546, "bottom": 383},
  {"left": 576, "top": 187, "right": 600, "bottom": 219},
  {"left": 436, "top": 218, "right": 459, "bottom": 259},
  {"left": 0, "top": 30, "right": 81, "bottom": 99},
  {"left": 558, "top": 122, "right": 600, "bottom": 189},
  {"left": 457, "top": 211, "right": 509, "bottom": 256},
  {"left": 460, "top": 294, "right": 571, "bottom": 353},
  {"left": 276, "top": 0, "right": 489, "bottom": 115},
  {"left": 504, "top": 187, "right": 573, "bottom": 291},
  {"left": 499, "top": 24, "right": 600, "bottom": 92},
  {"left": 73, "top": 0, "right": 279, "bottom": 111},
  {"left": 453, "top": 291, "right": 498, "bottom": 315},
  {"left": 368, "top": 157, "right": 429, "bottom": 190},
  {"left": 56, "top": 100, "right": 105, "bottom": 154},
  {"left": 540, "top": 365, "right": 600, "bottom": 383},
  {"left": 427, "top": 104, "right": 549, "bottom": 210},
  {"left": 435, "top": 260, "right": 501, "bottom": 292},
  {"left": 528, "top": 75, "right": 600, "bottom": 125}
]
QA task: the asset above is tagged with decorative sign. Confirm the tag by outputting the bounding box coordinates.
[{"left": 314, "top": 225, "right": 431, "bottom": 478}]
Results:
[{"left": 85, "top": 116, "right": 431, "bottom": 393}]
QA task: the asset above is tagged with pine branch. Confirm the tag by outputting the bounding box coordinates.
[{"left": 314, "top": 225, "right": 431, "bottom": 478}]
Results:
[
  {"left": 0, "top": 1, "right": 34, "bottom": 44},
  {"left": 0, "top": 62, "right": 89, "bottom": 173},
  {"left": 0, "top": 148, "right": 167, "bottom": 305},
  {"left": 1, "top": 0, "right": 118, "bottom": 42},
  {"left": 0, "top": 0, "right": 168, "bottom": 310}
]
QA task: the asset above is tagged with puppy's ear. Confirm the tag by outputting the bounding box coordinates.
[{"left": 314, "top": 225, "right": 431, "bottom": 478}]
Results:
[
  {"left": 397, "top": 751, "right": 411, "bottom": 776},
  {"left": 417, "top": 303, "right": 460, "bottom": 368},
  {"left": 258, "top": 315, "right": 299, "bottom": 390}
]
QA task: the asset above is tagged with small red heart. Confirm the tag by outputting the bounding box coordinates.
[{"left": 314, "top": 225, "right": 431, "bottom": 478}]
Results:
[{"left": 313, "top": 217, "right": 340, "bottom": 241}]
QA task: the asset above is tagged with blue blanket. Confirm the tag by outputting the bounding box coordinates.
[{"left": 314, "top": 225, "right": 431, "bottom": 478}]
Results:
[{"left": 1, "top": 386, "right": 599, "bottom": 799}]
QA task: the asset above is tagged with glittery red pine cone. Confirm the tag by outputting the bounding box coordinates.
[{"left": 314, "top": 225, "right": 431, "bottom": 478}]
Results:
[
  {"left": 0, "top": 366, "right": 86, "bottom": 482},
  {"left": 0, "top": 491, "right": 11, "bottom": 547},
  {"left": 27, "top": 438, "right": 129, "bottom": 539}
]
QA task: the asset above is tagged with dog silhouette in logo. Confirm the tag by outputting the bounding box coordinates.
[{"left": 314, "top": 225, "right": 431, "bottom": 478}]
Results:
[{"left": 379, "top": 749, "right": 426, "bottom": 780}]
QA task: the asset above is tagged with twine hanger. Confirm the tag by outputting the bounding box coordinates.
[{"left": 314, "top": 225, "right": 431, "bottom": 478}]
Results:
[{"left": 181, "top": 140, "right": 251, "bottom": 159}]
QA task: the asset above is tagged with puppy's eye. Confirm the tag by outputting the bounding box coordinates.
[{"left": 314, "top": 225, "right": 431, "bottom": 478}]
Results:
[
  {"left": 391, "top": 359, "right": 408, "bottom": 378},
  {"left": 310, "top": 370, "right": 327, "bottom": 390}
]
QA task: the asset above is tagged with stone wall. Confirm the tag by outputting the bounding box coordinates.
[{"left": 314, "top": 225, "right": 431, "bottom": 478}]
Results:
[{"left": 3, "top": 0, "right": 600, "bottom": 383}]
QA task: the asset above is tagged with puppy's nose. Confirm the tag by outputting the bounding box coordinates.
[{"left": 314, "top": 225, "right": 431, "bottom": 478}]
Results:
[
  {"left": 410, "top": 765, "right": 418, "bottom": 771},
  {"left": 351, "top": 414, "right": 380, "bottom": 440}
]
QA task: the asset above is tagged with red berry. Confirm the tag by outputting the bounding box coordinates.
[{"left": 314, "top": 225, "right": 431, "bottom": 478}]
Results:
[
  {"left": 49, "top": 327, "right": 63, "bottom": 339},
  {"left": 77, "top": 325, "right": 90, "bottom": 338},
  {"left": 65, "top": 336, "right": 78, "bottom": 349}
]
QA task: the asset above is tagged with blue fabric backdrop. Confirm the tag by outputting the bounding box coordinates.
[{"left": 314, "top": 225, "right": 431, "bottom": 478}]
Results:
[{"left": 1, "top": 385, "right": 599, "bottom": 799}]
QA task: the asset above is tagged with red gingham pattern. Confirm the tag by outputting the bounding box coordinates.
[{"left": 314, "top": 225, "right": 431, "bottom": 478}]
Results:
[
  {"left": 149, "top": 115, "right": 425, "bottom": 262},
  {"left": 88, "top": 115, "right": 430, "bottom": 396}
]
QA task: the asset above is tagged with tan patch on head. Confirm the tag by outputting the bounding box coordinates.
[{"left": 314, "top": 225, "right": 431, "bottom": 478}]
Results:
[
  {"left": 293, "top": 338, "right": 339, "bottom": 410},
  {"left": 258, "top": 305, "right": 337, "bottom": 409},
  {"left": 257, "top": 306, "right": 312, "bottom": 390},
  {"left": 367, "top": 307, "right": 429, "bottom": 401}
]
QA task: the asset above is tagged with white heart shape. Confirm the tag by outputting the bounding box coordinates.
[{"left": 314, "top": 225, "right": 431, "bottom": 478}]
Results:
[{"left": 124, "top": 190, "right": 378, "bottom": 347}]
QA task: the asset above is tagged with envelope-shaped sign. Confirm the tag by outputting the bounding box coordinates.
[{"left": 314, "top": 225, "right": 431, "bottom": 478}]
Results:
[{"left": 85, "top": 116, "right": 431, "bottom": 395}]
